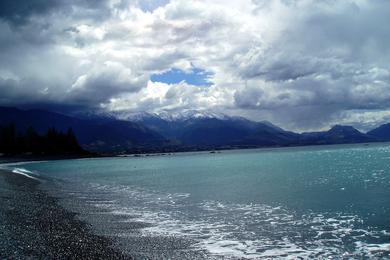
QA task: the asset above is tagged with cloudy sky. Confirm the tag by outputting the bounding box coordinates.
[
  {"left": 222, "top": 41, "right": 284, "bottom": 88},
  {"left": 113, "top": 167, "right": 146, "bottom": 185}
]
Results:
[{"left": 0, "top": 0, "right": 390, "bottom": 131}]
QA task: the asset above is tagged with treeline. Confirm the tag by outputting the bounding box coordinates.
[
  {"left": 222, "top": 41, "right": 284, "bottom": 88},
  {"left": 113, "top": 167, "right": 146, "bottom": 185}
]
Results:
[{"left": 0, "top": 124, "right": 88, "bottom": 156}]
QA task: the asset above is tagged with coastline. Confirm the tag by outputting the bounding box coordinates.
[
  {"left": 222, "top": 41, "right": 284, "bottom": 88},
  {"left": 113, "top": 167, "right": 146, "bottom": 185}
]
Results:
[
  {"left": 0, "top": 163, "right": 208, "bottom": 260},
  {"left": 2, "top": 144, "right": 390, "bottom": 259},
  {"left": 1, "top": 140, "right": 389, "bottom": 163},
  {"left": 0, "top": 169, "right": 131, "bottom": 259}
]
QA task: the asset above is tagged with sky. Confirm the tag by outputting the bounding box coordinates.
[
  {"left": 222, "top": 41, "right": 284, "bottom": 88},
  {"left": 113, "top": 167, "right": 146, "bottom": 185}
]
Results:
[{"left": 0, "top": 0, "right": 390, "bottom": 131}]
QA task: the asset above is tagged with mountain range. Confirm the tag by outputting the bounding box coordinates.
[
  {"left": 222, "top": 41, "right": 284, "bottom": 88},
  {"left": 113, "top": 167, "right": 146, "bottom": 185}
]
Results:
[
  {"left": 0, "top": 107, "right": 166, "bottom": 153},
  {"left": 1, "top": 106, "right": 389, "bottom": 154}
]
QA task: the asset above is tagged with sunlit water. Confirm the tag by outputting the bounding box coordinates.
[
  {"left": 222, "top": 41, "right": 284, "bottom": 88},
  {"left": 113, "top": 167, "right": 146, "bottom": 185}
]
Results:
[{"left": 8, "top": 144, "right": 390, "bottom": 258}]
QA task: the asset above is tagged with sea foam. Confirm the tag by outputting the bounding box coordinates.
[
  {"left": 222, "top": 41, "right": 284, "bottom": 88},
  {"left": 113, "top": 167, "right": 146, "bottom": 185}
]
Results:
[
  {"left": 51, "top": 181, "right": 390, "bottom": 259},
  {"left": 11, "top": 168, "right": 39, "bottom": 180}
]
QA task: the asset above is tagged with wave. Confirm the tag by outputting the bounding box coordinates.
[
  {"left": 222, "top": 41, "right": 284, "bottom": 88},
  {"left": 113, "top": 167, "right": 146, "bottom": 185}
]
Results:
[
  {"left": 55, "top": 182, "right": 390, "bottom": 259},
  {"left": 0, "top": 161, "right": 46, "bottom": 180},
  {"left": 11, "top": 167, "right": 40, "bottom": 180}
]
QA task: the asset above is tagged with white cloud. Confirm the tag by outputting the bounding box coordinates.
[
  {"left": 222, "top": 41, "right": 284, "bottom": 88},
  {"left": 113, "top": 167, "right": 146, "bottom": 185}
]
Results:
[{"left": 0, "top": 0, "right": 390, "bottom": 130}]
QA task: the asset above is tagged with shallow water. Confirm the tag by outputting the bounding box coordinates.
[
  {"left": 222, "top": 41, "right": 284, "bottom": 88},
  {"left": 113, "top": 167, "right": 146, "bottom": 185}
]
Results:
[{"left": 10, "top": 144, "right": 390, "bottom": 258}]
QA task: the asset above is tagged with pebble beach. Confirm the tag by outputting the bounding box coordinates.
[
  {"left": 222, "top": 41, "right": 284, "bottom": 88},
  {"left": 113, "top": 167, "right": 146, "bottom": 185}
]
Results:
[{"left": 0, "top": 169, "right": 131, "bottom": 259}]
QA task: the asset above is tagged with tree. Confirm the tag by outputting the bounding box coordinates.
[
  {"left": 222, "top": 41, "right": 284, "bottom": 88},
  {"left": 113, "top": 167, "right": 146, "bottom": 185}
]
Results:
[
  {"left": 0, "top": 124, "right": 88, "bottom": 156},
  {"left": 0, "top": 124, "right": 17, "bottom": 155}
]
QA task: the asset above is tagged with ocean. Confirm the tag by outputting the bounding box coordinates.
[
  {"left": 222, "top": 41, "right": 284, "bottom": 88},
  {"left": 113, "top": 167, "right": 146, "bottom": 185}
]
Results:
[{"left": 6, "top": 143, "right": 390, "bottom": 258}]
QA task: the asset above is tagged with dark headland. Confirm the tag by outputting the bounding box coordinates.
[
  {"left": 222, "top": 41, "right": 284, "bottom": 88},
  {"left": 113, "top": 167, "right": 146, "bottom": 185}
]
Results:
[{"left": 2, "top": 106, "right": 390, "bottom": 156}]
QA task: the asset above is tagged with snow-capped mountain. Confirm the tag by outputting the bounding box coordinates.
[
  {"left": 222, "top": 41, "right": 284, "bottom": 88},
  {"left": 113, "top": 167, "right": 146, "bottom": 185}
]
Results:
[
  {"left": 93, "top": 109, "right": 300, "bottom": 146},
  {"left": 64, "top": 108, "right": 378, "bottom": 150},
  {"left": 155, "top": 110, "right": 230, "bottom": 121},
  {"left": 109, "top": 109, "right": 231, "bottom": 122},
  {"left": 0, "top": 106, "right": 378, "bottom": 154}
]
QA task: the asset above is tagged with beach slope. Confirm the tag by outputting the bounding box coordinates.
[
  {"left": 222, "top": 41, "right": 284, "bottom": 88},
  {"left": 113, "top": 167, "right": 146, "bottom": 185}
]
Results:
[{"left": 0, "top": 169, "right": 131, "bottom": 259}]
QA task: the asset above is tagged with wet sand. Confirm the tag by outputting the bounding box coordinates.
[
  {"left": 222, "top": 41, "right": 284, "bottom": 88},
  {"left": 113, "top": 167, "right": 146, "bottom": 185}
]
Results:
[{"left": 0, "top": 169, "right": 131, "bottom": 259}]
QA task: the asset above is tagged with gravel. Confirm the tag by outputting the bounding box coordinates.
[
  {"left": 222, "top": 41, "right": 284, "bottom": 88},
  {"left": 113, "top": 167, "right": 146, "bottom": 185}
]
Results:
[{"left": 0, "top": 169, "right": 131, "bottom": 259}]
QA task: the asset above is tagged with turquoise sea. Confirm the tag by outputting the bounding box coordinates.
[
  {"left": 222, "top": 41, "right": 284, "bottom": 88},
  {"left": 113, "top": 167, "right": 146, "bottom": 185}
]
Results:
[{"left": 7, "top": 143, "right": 390, "bottom": 258}]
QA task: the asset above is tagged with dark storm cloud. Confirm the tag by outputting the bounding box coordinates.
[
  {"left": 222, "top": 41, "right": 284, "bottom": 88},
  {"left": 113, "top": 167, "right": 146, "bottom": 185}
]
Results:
[
  {"left": 0, "top": 0, "right": 139, "bottom": 110},
  {"left": 0, "top": 0, "right": 62, "bottom": 25},
  {"left": 0, "top": 0, "right": 112, "bottom": 26},
  {"left": 1, "top": 0, "right": 390, "bottom": 131},
  {"left": 230, "top": 0, "right": 390, "bottom": 130}
]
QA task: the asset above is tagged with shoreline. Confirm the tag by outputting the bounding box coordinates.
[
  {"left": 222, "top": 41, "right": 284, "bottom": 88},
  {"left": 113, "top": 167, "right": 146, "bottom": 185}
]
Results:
[
  {"left": 2, "top": 146, "right": 389, "bottom": 259},
  {"left": 2, "top": 140, "right": 390, "bottom": 161},
  {"left": 0, "top": 169, "right": 131, "bottom": 259},
  {"left": 0, "top": 165, "right": 208, "bottom": 259}
]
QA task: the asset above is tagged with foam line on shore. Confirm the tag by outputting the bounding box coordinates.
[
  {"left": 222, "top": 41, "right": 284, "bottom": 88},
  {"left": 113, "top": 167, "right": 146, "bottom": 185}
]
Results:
[
  {"left": 0, "top": 166, "right": 129, "bottom": 259},
  {"left": 0, "top": 161, "right": 47, "bottom": 181},
  {"left": 11, "top": 168, "right": 39, "bottom": 180}
]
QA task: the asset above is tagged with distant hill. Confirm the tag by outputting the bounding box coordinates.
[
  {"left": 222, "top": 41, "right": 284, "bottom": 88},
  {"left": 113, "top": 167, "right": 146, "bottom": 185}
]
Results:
[
  {"left": 0, "top": 107, "right": 167, "bottom": 153},
  {"left": 367, "top": 123, "right": 390, "bottom": 141},
  {"left": 178, "top": 118, "right": 254, "bottom": 146},
  {"left": 300, "top": 125, "right": 377, "bottom": 145},
  {"left": 122, "top": 111, "right": 296, "bottom": 147},
  {"left": 122, "top": 111, "right": 378, "bottom": 148},
  {"left": 0, "top": 107, "right": 382, "bottom": 154}
]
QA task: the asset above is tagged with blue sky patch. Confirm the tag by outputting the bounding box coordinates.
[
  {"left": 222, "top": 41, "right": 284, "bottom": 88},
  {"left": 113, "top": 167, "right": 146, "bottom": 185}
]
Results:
[
  {"left": 139, "top": 0, "right": 169, "bottom": 12},
  {"left": 151, "top": 68, "right": 214, "bottom": 86}
]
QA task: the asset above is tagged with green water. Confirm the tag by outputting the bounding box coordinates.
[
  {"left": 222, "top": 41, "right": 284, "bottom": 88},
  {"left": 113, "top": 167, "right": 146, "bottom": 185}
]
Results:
[{"left": 14, "top": 144, "right": 390, "bottom": 258}]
